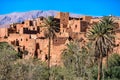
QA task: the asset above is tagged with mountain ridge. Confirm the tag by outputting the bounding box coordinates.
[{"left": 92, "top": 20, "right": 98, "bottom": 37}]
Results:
[{"left": 0, "top": 10, "right": 82, "bottom": 27}]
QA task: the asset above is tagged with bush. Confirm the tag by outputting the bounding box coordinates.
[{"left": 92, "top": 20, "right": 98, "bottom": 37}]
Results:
[
  {"left": 0, "top": 42, "right": 18, "bottom": 80},
  {"left": 10, "top": 59, "right": 49, "bottom": 80},
  {"left": 90, "top": 53, "right": 120, "bottom": 80},
  {"left": 104, "top": 53, "right": 120, "bottom": 79},
  {"left": 0, "top": 42, "right": 49, "bottom": 80}
]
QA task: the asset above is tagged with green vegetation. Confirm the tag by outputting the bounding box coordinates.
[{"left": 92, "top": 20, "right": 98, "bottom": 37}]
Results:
[
  {"left": 87, "top": 16, "right": 115, "bottom": 80},
  {"left": 104, "top": 53, "right": 120, "bottom": 80},
  {"left": 0, "top": 42, "right": 18, "bottom": 80},
  {"left": 0, "top": 42, "right": 49, "bottom": 80},
  {"left": 62, "top": 41, "right": 94, "bottom": 80},
  {"left": 90, "top": 53, "right": 120, "bottom": 80}
]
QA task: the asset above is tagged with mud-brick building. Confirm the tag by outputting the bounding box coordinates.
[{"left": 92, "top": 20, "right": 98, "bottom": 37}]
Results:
[{"left": 0, "top": 12, "right": 120, "bottom": 66}]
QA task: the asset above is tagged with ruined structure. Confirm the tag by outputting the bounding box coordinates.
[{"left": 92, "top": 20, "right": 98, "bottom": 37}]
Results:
[{"left": 0, "top": 12, "right": 120, "bottom": 66}]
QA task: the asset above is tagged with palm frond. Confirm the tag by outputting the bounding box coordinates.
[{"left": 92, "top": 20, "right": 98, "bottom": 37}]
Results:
[{"left": 87, "top": 16, "right": 115, "bottom": 59}]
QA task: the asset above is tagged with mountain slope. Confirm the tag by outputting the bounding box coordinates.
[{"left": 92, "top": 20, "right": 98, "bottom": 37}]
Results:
[{"left": 0, "top": 10, "right": 82, "bottom": 26}]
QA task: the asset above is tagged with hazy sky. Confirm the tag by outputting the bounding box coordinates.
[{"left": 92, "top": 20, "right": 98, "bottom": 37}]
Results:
[{"left": 0, "top": 0, "right": 120, "bottom": 16}]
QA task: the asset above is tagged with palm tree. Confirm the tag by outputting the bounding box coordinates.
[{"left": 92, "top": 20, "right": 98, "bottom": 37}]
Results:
[
  {"left": 100, "top": 16, "right": 115, "bottom": 68},
  {"left": 62, "top": 41, "right": 94, "bottom": 80},
  {"left": 87, "top": 16, "right": 115, "bottom": 80},
  {"left": 62, "top": 41, "right": 82, "bottom": 79},
  {"left": 41, "top": 16, "right": 59, "bottom": 79}
]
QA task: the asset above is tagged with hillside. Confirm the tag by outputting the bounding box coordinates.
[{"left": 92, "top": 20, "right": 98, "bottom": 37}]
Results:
[{"left": 0, "top": 10, "right": 82, "bottom": 27}]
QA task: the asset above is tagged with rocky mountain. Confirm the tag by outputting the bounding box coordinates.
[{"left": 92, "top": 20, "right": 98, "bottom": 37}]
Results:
[{"left": 0, "top": 10, "right": 82, "bottom": 27}]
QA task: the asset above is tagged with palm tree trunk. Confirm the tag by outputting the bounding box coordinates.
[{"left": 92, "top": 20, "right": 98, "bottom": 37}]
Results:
[
  {"left": 48, "top": 36, "right": 51, "bottom": 80},
  {"left": 97, "top": 53, "right": 103, "bottom": 80},
  {"left": 106, "top": 51, "right": 108, "bottom": 68}
]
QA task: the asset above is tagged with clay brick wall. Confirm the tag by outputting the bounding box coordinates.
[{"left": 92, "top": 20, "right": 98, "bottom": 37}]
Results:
[
  {"left": 90, "top": 18, "right": 101, "bottom": 24},
  {"left": 16, "top": 24, "right": 24, "bottom": 33},
  {"left": 114, "top": 32, "right": 120, "bottom": 54},
  {"left": 69, "top": 20, "right": 80, "bottom": 33},
  {"left": 36, "top": 39, "right": 48, "bottom": 52},
  {"left": 54, "top": 12, "right": 61, "bottom": 19},
  {"left": 56, "top": 32, "right": 69, "bottom": 38},
  {"left": 68, "top": 20, "right": 88, "bottom": 33},
  {"left": 24, "top": 20, "right": 31, "bottom": 27},
  {"left": 82, "top": 16, "right": 92, "bottom": 22},
  {"left": 8, "top": 27, "right": 16, "bottom": 33},
  {"left": 25, "top": 39, "right": 36, "bottom": 55},
  {"left": 36, "top": 39, "right": 49, "bottom": 61},
  {"left": 55, "top": 12, "right": 69, "bottom": 32},
  {"left": 53, "top": 37, "right": 67, "bottom": 46},
  {"left": 115, "top": 20, "right": 120, "bottom": 28},
  {"left": 69, "top": 32, "right": 86, "bottom": 41},
  {"left": 33, "top": 20, "right": 37, "bottom": 26},
  {"left": 60, "top": 24, "right": 67, "bottom": 33},
  {"left": 80, "top": 21, "right": 89, "bottom": 32},
  {"left": 28, "top": 26, "right": 37, "bottom": 31},
  {"left": 31, "top": 34, "right": 37, "bottom": 39},
  {"left": 60, "top": 12, "right": 69, "bottom": 25},
  {"left": 8, "top": 34, "right": 20, "bottom": 41},
  {"left": 19, "top": 28, "right": 24, "bottom": 34},
  {"left": 18, "top": 34, "right": 30, "bottom": 46},
  {"left": 8, "top": 34, "right": 30, "bottom": 47},
  {"left": 51, "top": 44, "right": 66, "bottom": 66},
  {"left": 0, "top": 28, "right": 8, "bottom": 38},
  {"left": 36, "top": 17, "right": 44, "bottom": 26}
]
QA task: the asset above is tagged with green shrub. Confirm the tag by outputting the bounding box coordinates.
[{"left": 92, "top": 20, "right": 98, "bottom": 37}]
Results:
[
  {"left": 0, "top": 42, "right": 49, "bottom": 80},
  {"left": 104, "top": 53, "right": 120, "bottom": 79}
]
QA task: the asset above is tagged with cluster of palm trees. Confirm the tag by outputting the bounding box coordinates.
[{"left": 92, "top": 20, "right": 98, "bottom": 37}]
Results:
[
  {"left": 42, "top": 16, "right": 115, "bottom": 80},
  {"left": 87, "top": 16, "right": 115, "bottom": 80}
]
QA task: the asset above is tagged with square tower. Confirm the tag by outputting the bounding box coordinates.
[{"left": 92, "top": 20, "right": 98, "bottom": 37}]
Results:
[
  {"left": 55, "top": 12, "right": 69, "bottom": 26},
  {"left": 55, "top": 12, "right": 69, "bottom": 33}
]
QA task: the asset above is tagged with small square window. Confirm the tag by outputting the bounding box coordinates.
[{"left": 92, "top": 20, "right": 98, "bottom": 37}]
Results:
[{"left": 75, "top": 25, "right": 77, "bottom": 28}]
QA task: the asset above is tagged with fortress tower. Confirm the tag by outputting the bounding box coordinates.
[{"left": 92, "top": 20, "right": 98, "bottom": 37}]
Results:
[{"left": 55, "top": 12, "right": 69, "bottom": 33}]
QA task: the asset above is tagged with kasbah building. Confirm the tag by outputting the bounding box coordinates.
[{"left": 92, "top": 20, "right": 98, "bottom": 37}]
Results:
[{"left": 0, "top": 12, "right": 120, "bottom": 66}]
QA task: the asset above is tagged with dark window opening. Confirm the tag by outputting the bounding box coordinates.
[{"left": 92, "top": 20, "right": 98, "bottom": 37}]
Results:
[
  {"left": 80, "top": 18, "right": 83, "bottom": 20},
  {"left": 29, "top": 35, "right": 31, "bottom": 39},
  {"left": 81, "top": 21, "right": 88, "bottom": 32},
  {"left": 30, "top": 21, "right": 33, "bottom": 26},
  {"left": 68, "top": 36, "right": 73, "bottom": 41},
  {"left": 22, "top": 22, "right": 24, "bottom": 24},
  {"left": 59, "top": 32, "right": 61, "bottom": 35},
  {"left": 33, "top": 28, "right": 35, "bottom": 30},
  {"left": 26, "top": 39, "right": 28, "bottom": 41},
  {"left": 37, "top": 27, "right": 40, "bottom": 33},
  {"left": 16, "top": 39, "right": 19, "bottom": 46},
  {"left": 69, "top": 25, "right": 71, "bottom": 28},
  {"left": 36, "top": 43, "right": 40, "bottom": 49},
  {"left": 45, "top": 54, "right": 48, "bottom": 60},
  {"left": 13, "top": 26, "right": 16, "bottom": 28},
  {"left": 34, "top": 51, "right": 38, "bottom": 58},
  {"left": 40, "top": 17, "right": 44, "bottom": 20},
  {"left": 23, "top": 46, "right": 25, "bottom": 50},
  {"left": 75, "top": 25, "right": 77, "bottom": 28}
]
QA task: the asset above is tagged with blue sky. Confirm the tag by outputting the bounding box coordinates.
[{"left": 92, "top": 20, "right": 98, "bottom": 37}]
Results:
[{"left": 0, "top": 0, "right": 120, "bottom": 16}]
